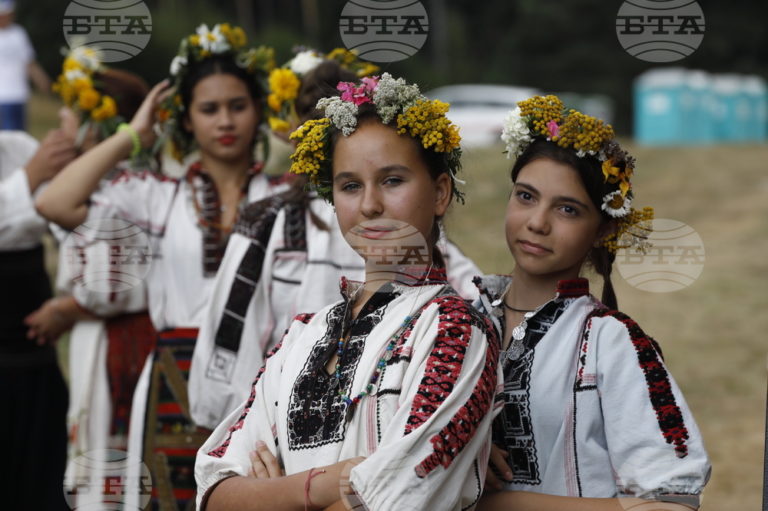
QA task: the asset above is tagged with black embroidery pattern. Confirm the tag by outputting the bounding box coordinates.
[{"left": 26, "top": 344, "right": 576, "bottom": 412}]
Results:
[
  {"left": 493, "top": 299, "right": 571, "bottom": 486},
  {"left": 286, "top": 292, "right": 393, "bottom": 450}
]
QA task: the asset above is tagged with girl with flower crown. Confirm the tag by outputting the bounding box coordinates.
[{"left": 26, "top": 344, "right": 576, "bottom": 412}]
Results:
[
  {"left": 36, "top": 23, "right": 287, "bottom": 510},
  {"left": 474, "top": 96, "right": 710, "bottom": 510},
  {"left": 189, "top": 55, "right": 482, "bottom": 432},
  {"left": 195, "top": 73, "right": 499, "bottom": 511}
]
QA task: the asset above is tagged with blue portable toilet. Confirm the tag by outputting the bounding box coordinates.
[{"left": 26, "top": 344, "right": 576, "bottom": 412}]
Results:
[
  {"left": 634, "top": 68, "right": 690, "bottom": 145},
  {"left": 712, "top": 75, "right": 747, "bottom": 142},
  {"left": 743, "top": 76, "right": 767, "bottom": 142},
  {"left": 685, "top": 70, "right": 714, "bottom": 144}
]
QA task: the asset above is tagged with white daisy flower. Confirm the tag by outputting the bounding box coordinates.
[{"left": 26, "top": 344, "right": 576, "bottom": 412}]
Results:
[
  {"left": 601, "top": 190, "right": 631, "bottom": 218},
  {"left": 70, "top": 46, "right": 101, "bottom": 71},
  {"left": 169, "top": 55, "right": 187, "bottom": 76},
  {"left": 196, "top": 24, "right": 230, "bottom": 53},
  {"left": 289, "top": 51, "right": 324, "bottom": 75},
  {"left": 500, "top": 106, "right": 532, "bottom": 159},
  {"left": 64, "top": 68, "right": 88, "bottom": 82}
]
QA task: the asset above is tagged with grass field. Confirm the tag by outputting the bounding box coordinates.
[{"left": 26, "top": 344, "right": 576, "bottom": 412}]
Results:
[{"left": 27, "top": 94, "right": 766, "bottom": 509}]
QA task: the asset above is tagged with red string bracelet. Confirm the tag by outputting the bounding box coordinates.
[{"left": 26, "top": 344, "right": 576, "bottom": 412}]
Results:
[{"left": 304, "top": 467, "right": 326, "bottom": 511}]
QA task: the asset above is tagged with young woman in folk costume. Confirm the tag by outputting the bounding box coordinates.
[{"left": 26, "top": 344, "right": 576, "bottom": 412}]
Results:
[
  {"left": 36, "top": 23, "right": 287, "bottom": 510},
  {"left": 195, "top": 73, "right": 500, "bottom": 511},
  {"left": 474, "top": 96, "right": 710, "bottom": 510},
  {"left": 190, "top": 51, "right": 482, "bottom": 432},
  {"left": 22, "top": 46, "right": 156, "bottom": 506}
]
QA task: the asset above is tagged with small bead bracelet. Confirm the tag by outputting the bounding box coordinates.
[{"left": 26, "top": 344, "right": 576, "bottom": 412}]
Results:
[
  {"left": 117, "top": 123, "right": 142, "bottom": 158},
  {"left": 304, "top": 467, "right": 326, "bottom": 511}
]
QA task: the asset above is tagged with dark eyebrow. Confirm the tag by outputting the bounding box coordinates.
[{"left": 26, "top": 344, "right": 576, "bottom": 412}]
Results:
[
  {"left": 197, "top": 96, "right": 249, "bottom": 106},
  {"left": 515, "top": 181, "right": 591, "bottom": 210},
  {"left": 333, "top": 165, "right": 412, "bottom": 183}
]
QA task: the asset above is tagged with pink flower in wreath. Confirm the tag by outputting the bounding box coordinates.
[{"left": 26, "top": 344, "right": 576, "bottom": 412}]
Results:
[
  {"left": 337, "top": 81, "right": 373, "bottom": 106},
  {"left": 546, "top": 119, "right": 560, "bottom": 138}
]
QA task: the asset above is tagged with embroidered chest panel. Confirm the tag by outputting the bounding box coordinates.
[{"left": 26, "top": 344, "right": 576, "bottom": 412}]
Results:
[
  {"left": 286, "top": 300, "right": 387, "bottom": 450},
  {"left": 495, "top": 299, "right": 571, "bottom": 486}
]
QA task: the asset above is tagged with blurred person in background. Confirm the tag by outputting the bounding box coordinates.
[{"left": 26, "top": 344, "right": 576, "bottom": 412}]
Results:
[
  {"left": 0, "top": 120, "right": 77, "bottom": 509},
  {"left": 23, "top": 46, "right": 155, "bottom": 509},
  {"left": 0, "top": 0, "right": 51, "bottom": 130}
]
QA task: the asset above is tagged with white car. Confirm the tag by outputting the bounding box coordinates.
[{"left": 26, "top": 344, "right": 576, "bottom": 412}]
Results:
[{"left": 426, "top": 84, "right": 541, "bottom": 148}]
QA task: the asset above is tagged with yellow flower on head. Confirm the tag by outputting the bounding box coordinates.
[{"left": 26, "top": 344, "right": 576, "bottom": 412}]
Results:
[
  {"left": 602, "top": 159, "right": 620, "bottom": 182},
  {"left": 229, "top": 26, "right": 247, "bottom": 49},
  {"left": 63, "top": 57, "right": 81, "bottom": 72},
  {"left": 189, "top": 34, "right": 201, "bottom": 46},
  {"left": 267, "top": 93, "right": 282, "bottom": 113},
  {"left": 268, "top": 68, "right": 300, "bottom": 102},
  {"left": 78, "top": 88, "right": 101, "bottom": 111},
  {"left": 268, "top": 117, "right": 290, "bottom": 133},
  {"left": 72, "top": 76, "right": 92, "bottom": 94},
  {"left": 91, "top": 96, "right": 117, "bottom": 121},
  {"left": 397, "top": 99, "right": 460, "bottom": 153}
]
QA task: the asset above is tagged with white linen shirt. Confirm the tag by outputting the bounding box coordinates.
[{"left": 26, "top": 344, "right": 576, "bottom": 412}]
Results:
[
  {"left": 86, "top": 168, "right": 288, "bottom": 330},
  {"left": 196, "top": 272, "right": 500, "bottom": 510},
  {"left": 0, "top": 131, "right": 44, "bottom": 250}
]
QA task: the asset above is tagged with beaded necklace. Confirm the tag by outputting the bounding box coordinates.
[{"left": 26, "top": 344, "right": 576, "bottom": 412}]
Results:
[{"left": 334, "top": 264, "right": 434, "bottom": 419}]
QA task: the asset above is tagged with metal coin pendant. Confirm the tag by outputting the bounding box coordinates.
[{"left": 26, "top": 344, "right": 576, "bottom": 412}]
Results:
[
  {"left": 512, "top": 321, "right": 527, "bottom": 341},
  {"left": 506, "top": 340, "right": 525, "bottom": 361}
]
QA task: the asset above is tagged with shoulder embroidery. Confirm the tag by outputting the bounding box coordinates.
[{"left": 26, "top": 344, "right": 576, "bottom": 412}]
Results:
[
  {"left": 586, "top": 309, "right": 689, "bottom": 458},
  {"left": 404, "top": 295, "right": 500, "bottom": 477}
]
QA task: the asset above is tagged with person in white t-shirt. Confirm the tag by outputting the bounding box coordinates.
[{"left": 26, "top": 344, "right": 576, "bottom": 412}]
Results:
[{"left": 0, "top": 0, "right": 51, "bottom": 130}]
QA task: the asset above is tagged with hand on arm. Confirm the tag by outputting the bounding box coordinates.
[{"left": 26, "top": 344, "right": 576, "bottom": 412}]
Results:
[
  {"left": 35, "top": 80, "right": 172, "bottom": 229},
  {"left": 24, "top": 129, "right": 77, "bottom": 193},
  {"left": 23, "top": 295, "right": 97, "bottom": 346},
  {"left": 205, "top": 457, "right": 365, "bottom": 511}
]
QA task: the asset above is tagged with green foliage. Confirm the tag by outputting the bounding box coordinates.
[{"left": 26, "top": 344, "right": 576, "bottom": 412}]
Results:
[{"left": 15, "top": 0, "right": 768, "bottom": 134}]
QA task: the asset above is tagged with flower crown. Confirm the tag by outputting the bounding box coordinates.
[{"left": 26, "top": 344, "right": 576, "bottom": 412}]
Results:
[
  {"left": 157, "top": 23, "right": 275, "bottom": 161},
  {"left": 288, "top": 73, "right": 464, "bottom": 203},
  {"left": 501, "top": 95, "right": 653, "bottom": 253},
  {"left": 266, "top": 47, "right": 380, "bottom": 133},
  {"left": 53, "top": 46, "right": 121, "bottom": 140}
]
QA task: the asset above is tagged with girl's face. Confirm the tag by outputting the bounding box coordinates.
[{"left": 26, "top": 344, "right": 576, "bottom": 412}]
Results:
[
  {"left": 506, "top": 158, "right": 604, "bottom": 281},
  {"left": 332, "top": 121, "right": 451, "bottom": 264},
  {"left": 184, "top": 73, "right": 259, "bottom": 163}
]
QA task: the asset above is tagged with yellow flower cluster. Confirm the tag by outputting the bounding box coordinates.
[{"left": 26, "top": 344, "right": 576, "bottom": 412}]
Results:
[
  {"left": 219, "top": 23, "right": 246, "bottom": 49},
  {"left": 602, "top": 206, "right": 655, "bottom": 253},
  {"left": 327, "top": 47, "right": 380, "bottom": 77},
  {"left": 396, "top": 99, "right": 460, "bottom": 153},
  {"left": 556, "top": 109, "right": 615, "bottom": 155},
  {"left": 53, "top": 51, "right": 118, "bottom": 124},
  {"left": 268, "top": 117, "right": 290, "bottom": 133},
  {"left": 289, "top": 118, "right": 331, "bottom": 179},
  {"left": 92, "top": 96, "right": 117, "bottom": 121},
  {"left": 518, "top": 95, "right": 564, "bottom": 137}
]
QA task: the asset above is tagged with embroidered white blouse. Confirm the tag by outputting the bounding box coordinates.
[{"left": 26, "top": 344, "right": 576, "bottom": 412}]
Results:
[
  {"left": 473, "top": 275, "right": 711, "bottom": 507},
  {"left": 189, "top": 194, "right": 482, "bottom": 430},
  {"left": 195, "top": 269, "right": 500, "bottom": 511},
  {"left": 86, "top": 168, "right": 288, "bottom": 330}
]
